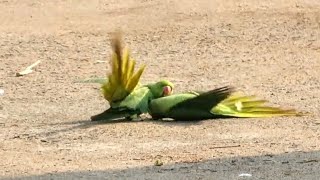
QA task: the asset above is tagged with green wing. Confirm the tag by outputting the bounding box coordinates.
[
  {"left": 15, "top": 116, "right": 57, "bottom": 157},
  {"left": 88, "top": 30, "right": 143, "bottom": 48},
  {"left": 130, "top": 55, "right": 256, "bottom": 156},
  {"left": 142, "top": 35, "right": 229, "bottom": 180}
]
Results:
[
  {"left": 91, "top": 86, "right": 153, "bottom": 121},
  {"left": 149, "top": 86, "right": 303, "bottom": 121},
  {"left": 149, "top": 86, "right": 234, "bottom": 120},
  {"left": 116, "top": 86, "right": 153, "bottom": 113}
]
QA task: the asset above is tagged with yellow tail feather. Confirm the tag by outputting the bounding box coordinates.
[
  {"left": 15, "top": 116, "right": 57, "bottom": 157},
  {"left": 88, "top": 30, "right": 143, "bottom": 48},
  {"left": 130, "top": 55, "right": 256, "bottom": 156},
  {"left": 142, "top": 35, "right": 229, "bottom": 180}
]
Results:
[
  {"left": 101, "top": 33, "right": 146, "bottom": 103},
  {"left": 211, "top": 93, "right": 303, "bottom": 118}
]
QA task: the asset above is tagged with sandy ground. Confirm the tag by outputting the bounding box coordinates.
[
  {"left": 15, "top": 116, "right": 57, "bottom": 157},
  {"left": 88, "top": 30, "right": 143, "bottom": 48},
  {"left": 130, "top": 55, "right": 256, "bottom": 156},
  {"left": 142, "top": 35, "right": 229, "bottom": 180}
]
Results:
[{"left": 1, "top": 0, "right": 320, "bottom": 179}]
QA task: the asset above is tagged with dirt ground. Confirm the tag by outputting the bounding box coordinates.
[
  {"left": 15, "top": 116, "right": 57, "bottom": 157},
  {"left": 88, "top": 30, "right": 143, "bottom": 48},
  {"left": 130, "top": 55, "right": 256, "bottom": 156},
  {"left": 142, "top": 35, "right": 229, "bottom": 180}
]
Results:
[{"left": 1, "top": 0, "right": 320, "bottom": 179}]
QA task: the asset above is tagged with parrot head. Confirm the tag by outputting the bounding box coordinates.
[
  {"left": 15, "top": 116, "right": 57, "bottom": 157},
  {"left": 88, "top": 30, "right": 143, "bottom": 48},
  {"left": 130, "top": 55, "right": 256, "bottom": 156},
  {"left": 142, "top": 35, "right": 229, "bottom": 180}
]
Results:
[
  {"left": 148, "top": 80, "right": 174, "bottom": 98},
  {"left": 163, "top": 85, "right": 172, "bottom": 96}
]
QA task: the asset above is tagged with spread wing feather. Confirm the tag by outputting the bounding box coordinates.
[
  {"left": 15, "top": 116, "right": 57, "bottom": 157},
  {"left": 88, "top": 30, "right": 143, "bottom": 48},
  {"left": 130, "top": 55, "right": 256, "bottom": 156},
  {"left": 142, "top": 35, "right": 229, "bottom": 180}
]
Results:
[{"left": 101, "top": 33, "right": 146, "bottom": 103}]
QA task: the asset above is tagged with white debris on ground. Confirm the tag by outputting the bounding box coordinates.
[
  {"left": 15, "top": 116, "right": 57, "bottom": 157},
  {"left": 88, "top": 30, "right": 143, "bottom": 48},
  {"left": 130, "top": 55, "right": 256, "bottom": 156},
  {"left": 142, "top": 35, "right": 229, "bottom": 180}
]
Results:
[
  {"left": 16, "top": 60, "right": 41, "bottom": 76},
  {"left": 239, "top": 173, "right": 252, "bottom": 177}
]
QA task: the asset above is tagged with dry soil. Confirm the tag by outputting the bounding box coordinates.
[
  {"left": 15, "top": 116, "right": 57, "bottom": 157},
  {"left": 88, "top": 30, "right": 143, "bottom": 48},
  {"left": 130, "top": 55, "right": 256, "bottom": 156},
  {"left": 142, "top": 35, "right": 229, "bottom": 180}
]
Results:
[{"left": 1, "top": 0, "right": 320, "bottom": 179}]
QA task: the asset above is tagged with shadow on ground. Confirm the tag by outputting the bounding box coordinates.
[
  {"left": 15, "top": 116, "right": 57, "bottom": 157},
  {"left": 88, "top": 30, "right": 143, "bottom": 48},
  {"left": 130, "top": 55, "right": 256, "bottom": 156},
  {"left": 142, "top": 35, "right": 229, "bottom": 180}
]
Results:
[
  {"left": 41, "top": 118, "right": 205, "bottom": 138},
  {"left": 3, "top": 151, "right": 320, "bottom": 180}
]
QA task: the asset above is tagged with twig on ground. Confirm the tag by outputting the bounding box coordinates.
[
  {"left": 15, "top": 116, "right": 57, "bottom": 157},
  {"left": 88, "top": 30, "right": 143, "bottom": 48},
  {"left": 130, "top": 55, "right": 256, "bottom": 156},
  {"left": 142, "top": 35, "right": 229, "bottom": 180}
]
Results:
[{"left": 209, "top": 144, "right": 241, "bottom": 149}]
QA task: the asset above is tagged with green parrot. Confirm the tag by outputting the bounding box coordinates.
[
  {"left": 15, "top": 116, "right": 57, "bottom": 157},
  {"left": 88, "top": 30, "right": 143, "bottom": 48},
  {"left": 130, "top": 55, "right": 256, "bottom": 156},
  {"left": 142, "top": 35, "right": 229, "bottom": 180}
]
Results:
[
  {"left": 149, "top": 86, "right": 301, "bottom": 121},
  {"left": 81, "top": 32, "right": 302, "bottom": 122},
  {"left": 88, "top": 33, "right": 174, "bottom": 121}
]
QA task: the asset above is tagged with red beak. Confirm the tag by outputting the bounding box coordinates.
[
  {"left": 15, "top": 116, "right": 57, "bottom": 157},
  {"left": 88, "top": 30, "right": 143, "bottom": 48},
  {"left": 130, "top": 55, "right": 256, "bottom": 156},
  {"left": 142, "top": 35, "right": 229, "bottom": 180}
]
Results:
[{"left": 163, "top": 86, "right": 172, "bottom": 96}]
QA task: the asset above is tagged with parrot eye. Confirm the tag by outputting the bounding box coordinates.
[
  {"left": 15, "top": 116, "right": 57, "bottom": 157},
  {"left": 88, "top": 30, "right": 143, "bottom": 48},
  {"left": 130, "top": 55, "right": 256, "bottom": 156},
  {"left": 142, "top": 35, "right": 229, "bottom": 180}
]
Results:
[{"left": 162, "top": 86, "right": 172, "bottom": 96}]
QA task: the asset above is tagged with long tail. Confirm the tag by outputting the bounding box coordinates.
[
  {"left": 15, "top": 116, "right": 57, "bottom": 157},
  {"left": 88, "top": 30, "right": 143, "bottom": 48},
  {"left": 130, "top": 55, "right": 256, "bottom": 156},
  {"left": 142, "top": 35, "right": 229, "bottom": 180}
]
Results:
[{"left": 211, "top": 93, "right": 303, "bottom": 118}]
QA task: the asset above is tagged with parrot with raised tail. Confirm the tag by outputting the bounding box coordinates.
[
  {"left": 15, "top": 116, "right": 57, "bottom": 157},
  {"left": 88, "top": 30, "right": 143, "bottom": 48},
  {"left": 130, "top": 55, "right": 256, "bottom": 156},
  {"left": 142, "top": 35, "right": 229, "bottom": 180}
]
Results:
[
  {"left": 90, "top": 33, "right": 174, "bottom": 121},
  {"left": 81, "top": 32, "right": 302, "bottom": 121}
]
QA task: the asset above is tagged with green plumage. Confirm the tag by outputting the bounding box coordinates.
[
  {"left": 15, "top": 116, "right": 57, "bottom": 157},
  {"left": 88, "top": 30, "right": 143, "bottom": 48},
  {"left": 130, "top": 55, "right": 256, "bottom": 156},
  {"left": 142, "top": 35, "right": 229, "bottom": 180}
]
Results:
[
  {"left": 80, "top": 33, "right": 174, "bottom": 121},
  {"left": 149, "top": 86, "right": 234, "bottom": 120},
  {"left": 81, "top": 32, "right": 303, "bottom": 122},
  {"left": 91, "top": 81, "right": 173, "bottom": 121},
  {"left": 149, "top": 86, "right": 301, "bottom": 121}
]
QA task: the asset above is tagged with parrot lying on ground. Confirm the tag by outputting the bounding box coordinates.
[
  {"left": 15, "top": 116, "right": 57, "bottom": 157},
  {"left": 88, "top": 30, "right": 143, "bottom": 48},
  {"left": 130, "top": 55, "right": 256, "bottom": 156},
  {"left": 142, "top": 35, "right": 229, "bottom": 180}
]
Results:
[
  {"left": 90, "top": 33, "right": 174, "bottom": 121},
  {"left": 83, "top": 32, "right": 302, "bottom": 121},
  {"left": 149, "top": 86, "right": 301, "bottom": 121}
]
